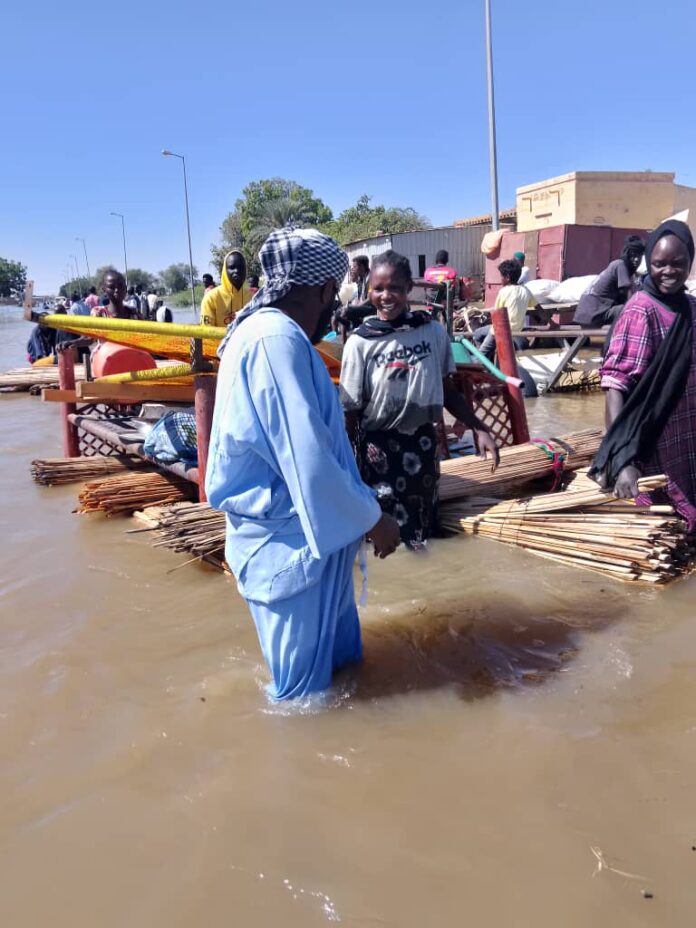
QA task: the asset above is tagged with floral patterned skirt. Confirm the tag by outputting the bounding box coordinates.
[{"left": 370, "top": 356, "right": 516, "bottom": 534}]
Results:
[{"left": 359, "top": 424, "right": 439, "bottom": 550}]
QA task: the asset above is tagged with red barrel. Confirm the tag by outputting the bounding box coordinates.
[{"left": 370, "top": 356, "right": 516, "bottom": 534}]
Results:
[{"left": 91, "top": 343, "right": 157, "bottom": 378}]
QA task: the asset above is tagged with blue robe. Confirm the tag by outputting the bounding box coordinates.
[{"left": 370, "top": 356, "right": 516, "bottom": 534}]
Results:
[{"left": 206, "top": 307, "right": 381, "bottom": 699}]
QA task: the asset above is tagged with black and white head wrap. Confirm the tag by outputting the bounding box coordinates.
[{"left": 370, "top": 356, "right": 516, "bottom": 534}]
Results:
[{"left": 217, "top": 227, "right": 349, "bottom": 357}]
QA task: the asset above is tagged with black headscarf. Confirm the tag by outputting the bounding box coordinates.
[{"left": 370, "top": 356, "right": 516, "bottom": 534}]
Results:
[
  {"left": 589, "top": 220, "right": 694, "bottom": 488},
  {"left": 354, "top": 308, "right": 431, "bottom": 340}
]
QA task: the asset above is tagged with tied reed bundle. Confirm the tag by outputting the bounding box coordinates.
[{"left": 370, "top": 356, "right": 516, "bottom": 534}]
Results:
[
  {"left": 439, "top": 428, "right": 603, "bottom": 501},
  {"left": 0, "top": 365, "right": 86, "bottom": 392},
  {"left": 76, "top": 471, "right": 196, "bottom": 516},
  {"left": 151, "top": 503, "right": 226, "bottom": 560},
  {"left": 440, "top": 473, "right": 695, "bottom": 584},
  {"left": 31, "top": 455, "right": 150, "bottom": 486},
  {"left": 128, "top": 502, "right": 227, "bottom": 570}
]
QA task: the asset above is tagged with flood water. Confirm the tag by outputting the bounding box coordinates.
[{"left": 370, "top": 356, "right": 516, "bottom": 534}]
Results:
[{"left": 2, "top": 305, "right": 696, "bottom": 926}]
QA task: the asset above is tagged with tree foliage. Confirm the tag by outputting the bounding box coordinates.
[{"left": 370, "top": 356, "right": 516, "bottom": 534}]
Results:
[
  {"left": 211, "top": 178, "right": 333, "bottom": 275},
  {"left": 59, "top": 266, "right": 160, "bottom": 298},
  {"left": 59, "top": 276, "right": 94, "bottom": 298},
  {"left": 160, "top": 263, "right": 199, "bottom": 294},
  {"left": 322, "top": 195, "right": 431, "bottom": 245},
  {"left": 210, "top": 210, "right": 244, "bottom": 271},
  {"left": 123, "top": 267, "right": 158, "bottom": 291},
  {"left": 0, "top": 257, "right": 28, "bottom": 299}
]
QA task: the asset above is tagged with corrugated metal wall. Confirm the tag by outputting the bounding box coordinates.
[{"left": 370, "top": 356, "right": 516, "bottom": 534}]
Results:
[
  {"left": 343, "top": 234, "right": 392, "bottom": 266},
  {"left": 344, "top": 226, "right": 488, "bottom": 278}
]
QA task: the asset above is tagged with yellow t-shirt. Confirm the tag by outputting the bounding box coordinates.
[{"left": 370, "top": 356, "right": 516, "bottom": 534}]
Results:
[{"left": 494, "top": 284, "right": 537, "bottom": 330}]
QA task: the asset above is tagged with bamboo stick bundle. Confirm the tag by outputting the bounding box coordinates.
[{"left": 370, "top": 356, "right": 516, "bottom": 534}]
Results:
[
  {"left": 439, "top": 428, "right": 603, "bottom": 501},
  {"left": 440, "top": 474, "right": 696, "bottom": 584},
  {"left": 76, "top": 471, "right": 196, "bottom": 515},
  {"left": 0, "top": 365, "right": 86, "bottom": 392},
  {"left": 453, "top": 474, "right": 668, "bottom": 517},
  {"left": 151, "top": 503, "right": 226, "bottom": 558},
  {"left": 31, "top": 455, "right": 151, "bottom": 486},
  {"left": 128, "top": 502, "right": 227, "bottom": 568}
]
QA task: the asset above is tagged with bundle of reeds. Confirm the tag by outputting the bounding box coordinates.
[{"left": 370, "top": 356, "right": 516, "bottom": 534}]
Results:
[
  {"left": 440, "top": 474, "right": 695, "bottom": 584},
  {"left": 439, "top": 428, "right": 603, "bottom": 501},
  {"left": 31, "top": 455, "right": 151, "bottom": 486},
  {"left": 76, "top": 471, "right": 196, "bottom": 515},
  {"left": 0, "top": 365, "right": 86, "bottom": 392},
  {"left": 129, "top": 502, "right": 227, "bottom": 569},
  {"left": 152, "top": 503, "right": 226, "bottom": 560}
]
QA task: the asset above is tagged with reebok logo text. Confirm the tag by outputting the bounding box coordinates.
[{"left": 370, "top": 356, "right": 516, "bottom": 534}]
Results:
[{"left": 374, "top": 341, "right": 432, "bottom": 368}]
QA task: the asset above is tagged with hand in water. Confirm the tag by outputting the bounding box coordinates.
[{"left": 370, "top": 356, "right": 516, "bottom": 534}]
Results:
[
  {"left": 614, "top": 465, "right": 641, "bottom": 499},
  {"left": 476, "top": 429, "right": 500, "bottom": 472},
  {"left": 367, "top": 512, "right": 400, "bottom": 559}
]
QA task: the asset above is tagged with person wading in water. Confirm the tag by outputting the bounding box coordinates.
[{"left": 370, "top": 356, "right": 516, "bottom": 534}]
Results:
[
  {"left": 206, "top": 229, "right": 400, "bottom": 701},
  {"left": 340, "top": 250, "right": 499, "bottom": 550},
  {"left": 590, "top": 220, "right": 696, "bottom": 529}
]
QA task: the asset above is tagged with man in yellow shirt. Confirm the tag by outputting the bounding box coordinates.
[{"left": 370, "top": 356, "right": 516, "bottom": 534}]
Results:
[
  {"left": 200, "top": 250, "right": 252, "bottom": 327},
  {"left": 474, "top": 259, "right": 541, "bottom": 359}
]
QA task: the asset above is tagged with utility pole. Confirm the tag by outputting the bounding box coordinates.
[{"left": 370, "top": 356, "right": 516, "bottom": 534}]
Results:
[
  {"left": 484, "top": 0, "right": 500, "bottom": 231},
  {"left": 110, "top": 212, "right": 129, "bottom": 288},
  {"left": 162, "top": 150, "right": 197, "bottom": 314}
]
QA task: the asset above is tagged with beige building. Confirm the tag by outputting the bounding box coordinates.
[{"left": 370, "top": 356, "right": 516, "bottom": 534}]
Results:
[{"left": 516, "top": 171, "right": 696, "bottom": 232}]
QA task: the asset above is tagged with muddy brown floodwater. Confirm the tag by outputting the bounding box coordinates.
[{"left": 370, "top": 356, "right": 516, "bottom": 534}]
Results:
[{"left": 2, "top": 305, "right": 696, "bottom": 927}]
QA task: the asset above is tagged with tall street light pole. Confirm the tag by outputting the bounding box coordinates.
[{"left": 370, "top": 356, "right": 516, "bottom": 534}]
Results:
[
  {"left": 484, "top": 0, "right": 500, "bottom": 231},
  {"left": 110, "top": 212, "right": 129, "bottom": 288},
  {"left": 161, "top": 149, "right": 197, "bottom": 314},
  {"left": 75, "top": 236, "right": 91, "bottom": 279},
  {"left": 70, "top": 254, "right": 82, "bottom": 294}
]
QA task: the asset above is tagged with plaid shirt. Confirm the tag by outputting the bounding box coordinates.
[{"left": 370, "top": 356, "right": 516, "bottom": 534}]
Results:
[{"left": 601, "top": 291, "right": 696, "bottom": 528}]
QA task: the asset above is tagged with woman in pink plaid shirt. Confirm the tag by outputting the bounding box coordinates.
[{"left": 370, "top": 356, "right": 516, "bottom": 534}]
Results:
[{"left": 593, "top": 220, "right": 696, "bottom": 529}]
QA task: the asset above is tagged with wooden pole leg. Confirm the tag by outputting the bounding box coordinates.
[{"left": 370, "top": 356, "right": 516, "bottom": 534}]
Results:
[
  {"left": 58, "top": 348, "right": 80, "bottom": 457},
  {"left": 194, "top": 374, "right": 216, "bottom": 503},
  {"left": 490, "top": 307, "right": 530, "bottom": 444}
]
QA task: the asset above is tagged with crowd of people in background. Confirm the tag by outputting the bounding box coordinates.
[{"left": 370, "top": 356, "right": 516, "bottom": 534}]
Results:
[{"left": 50, "top": 256, "right": 269, "bottom": 337}]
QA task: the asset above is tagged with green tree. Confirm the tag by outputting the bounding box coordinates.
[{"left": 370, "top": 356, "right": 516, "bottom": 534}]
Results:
[
  {"left": 322, "top": 194, "right": 431, "bottom": 245},
  {"left": 59, "top": 276, "right": 94, "bottom": 298},
  {"left": 0, "top": 257, "right": 28, "bottom": 299},
  {"left": 60, "top": 266, "right": 158, "bottom": 297},
  {"left": 211, "top": 210, "right": 244, "bottom": 271},
  {"left": 211, "top": 178, "right": 333, "bottom": 274},
  {"left": 160, "top": 263, "right": 199, "bottom": 294},
  {"left": 123, "top": 267, "right": 157, "bottom": 291}
]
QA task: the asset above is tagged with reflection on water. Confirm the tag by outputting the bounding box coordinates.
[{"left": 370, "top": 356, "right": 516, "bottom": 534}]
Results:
[
  {"left": 356, "top": 596, "right": 593, "bottom": 700},
  {"left": 3, "top": 305, "right": 696, "bottom": 927}
]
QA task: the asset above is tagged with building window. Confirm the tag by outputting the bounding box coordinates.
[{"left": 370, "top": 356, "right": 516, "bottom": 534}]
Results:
[{"left": 418, "top": 255, "right": 426, "bottom": 276}]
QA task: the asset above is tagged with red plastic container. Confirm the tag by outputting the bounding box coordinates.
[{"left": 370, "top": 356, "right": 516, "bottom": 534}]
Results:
[{"left": 91, "top": 342, "right": 157, "bottom": 378}]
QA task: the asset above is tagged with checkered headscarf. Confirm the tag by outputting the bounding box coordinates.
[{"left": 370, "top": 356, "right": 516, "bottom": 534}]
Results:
[{"left": 217, "top": 227, "right": 348, "bottom": 357}]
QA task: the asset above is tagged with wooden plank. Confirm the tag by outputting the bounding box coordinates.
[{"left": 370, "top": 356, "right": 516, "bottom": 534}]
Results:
[
  {"left": 42, "top": 388, "right": 78, "bottom": 402},
  {"left": 75, "top": 381, "right": 195, "bottom": 402},
  {"left": 511, "top": 327, "right": 607, "bottom": 338},
  {"left": 545, "top": 336, "right": 589, "bottom": 391}
]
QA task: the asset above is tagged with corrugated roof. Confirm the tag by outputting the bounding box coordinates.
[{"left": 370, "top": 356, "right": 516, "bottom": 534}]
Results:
[
  {"left": 454, "top": 206, "right": 517, "bottom": 228},
  {"left": 453, "top": 207, "right": 517, "bottom": 227}
]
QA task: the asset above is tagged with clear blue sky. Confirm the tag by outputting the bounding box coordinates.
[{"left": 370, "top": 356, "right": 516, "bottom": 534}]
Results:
[{"left": 2, "top": 0, "right": 695, "bottom": 293}]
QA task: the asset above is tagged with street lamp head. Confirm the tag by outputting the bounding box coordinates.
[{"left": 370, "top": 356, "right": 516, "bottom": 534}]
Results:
[{"left": 161, "top": 149, "right": 172, "bottom": 156}]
